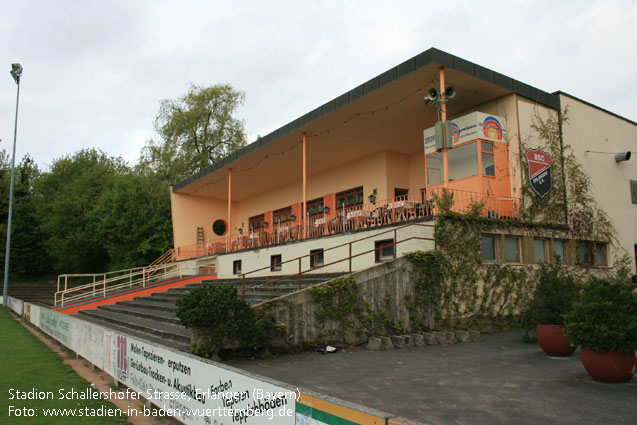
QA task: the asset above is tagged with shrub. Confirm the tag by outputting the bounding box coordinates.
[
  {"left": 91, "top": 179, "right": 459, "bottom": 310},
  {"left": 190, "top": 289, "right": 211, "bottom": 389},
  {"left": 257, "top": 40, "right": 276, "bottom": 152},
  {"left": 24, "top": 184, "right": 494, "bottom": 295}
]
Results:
[
  {"left": 564, "top": 277, "right": 637, "bottom": 354},
  {"left": 176, "top": 283, "right": 278, "bottom": 355},
  {"left": 519, "top": 264, "right": 580, "bottom": 329}
]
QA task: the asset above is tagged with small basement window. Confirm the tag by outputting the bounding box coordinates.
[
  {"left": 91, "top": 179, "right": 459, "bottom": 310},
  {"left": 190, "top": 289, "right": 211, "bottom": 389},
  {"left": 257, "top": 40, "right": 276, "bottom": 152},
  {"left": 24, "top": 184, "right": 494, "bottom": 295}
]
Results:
[
  {"left": 270, "top": 254, "right": 282, "bottom": 271},
  {"left": 310, "top": 249, "right": 324, "bottom": 268},
  {"left": 375, "top": 239, "right": 395, "bottom": 262},
  {"left": 233, "top": 260, "right": 242, "bottom": 275}
]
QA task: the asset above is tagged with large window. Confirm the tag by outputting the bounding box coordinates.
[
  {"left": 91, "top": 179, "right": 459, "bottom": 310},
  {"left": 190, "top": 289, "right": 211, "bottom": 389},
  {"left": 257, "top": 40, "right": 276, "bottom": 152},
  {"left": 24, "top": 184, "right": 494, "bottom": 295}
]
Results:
[
  {"left": 448, "top": 143, "right": 478, "bottom": 181},
  {"left": 249, "top": 214, "right": 265, "bottom": 230},
  {"left": 533, "top": 239, "right": 547, "bottom": 263},
  {"left": 504, "top": 236, "right": 520, "bottom": 263},
  {"left": 336, "top": 186, "right": 363, "bottom": 209},
  {"left": 578, "top": 242, "right": 608, "bottom": 266},
  {"left": 307, "top": 198, "right": 325, "bottom": 215},
  {"left": 553, "top": 240, "right": 567, "bottom": 264},
  {"left": 273, "top": 206, "right": 293, "bottom": 224},
  {"left": 481, "top": 235, "right": 497, "bottom": 262},
  {"left": 427, "top": 152, "right": 444, "bottom": 186}
]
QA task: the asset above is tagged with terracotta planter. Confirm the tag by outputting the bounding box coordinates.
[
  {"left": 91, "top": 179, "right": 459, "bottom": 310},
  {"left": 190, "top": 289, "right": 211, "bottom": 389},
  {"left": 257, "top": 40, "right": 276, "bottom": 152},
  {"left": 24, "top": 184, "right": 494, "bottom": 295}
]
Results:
[
  {"left": 536, "top": 324, "right": 577, "bottom": 356},
  {"left": 580, "top": 347, "right": 636, "bottom": 383}
]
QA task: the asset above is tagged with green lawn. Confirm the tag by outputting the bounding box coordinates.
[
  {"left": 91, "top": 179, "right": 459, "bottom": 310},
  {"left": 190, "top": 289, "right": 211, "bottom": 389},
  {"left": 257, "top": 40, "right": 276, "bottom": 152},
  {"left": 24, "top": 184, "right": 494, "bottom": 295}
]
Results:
[{"left": 0, "top": 308, "right": 130, "bottom": 424}]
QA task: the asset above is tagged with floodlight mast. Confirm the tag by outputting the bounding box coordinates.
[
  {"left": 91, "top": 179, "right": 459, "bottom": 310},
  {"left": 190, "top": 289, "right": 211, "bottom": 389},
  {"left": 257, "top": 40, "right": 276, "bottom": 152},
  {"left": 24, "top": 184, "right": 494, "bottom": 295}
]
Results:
[{"left": 3, "top": 63, "right": 22, "bottom": 307}]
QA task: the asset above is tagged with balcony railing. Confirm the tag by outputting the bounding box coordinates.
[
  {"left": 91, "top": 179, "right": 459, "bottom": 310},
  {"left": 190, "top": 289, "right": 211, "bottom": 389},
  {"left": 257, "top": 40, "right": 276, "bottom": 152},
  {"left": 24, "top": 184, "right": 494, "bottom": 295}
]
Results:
[{"left": 174, "top": 188, "right": 519, "bottom": 261}]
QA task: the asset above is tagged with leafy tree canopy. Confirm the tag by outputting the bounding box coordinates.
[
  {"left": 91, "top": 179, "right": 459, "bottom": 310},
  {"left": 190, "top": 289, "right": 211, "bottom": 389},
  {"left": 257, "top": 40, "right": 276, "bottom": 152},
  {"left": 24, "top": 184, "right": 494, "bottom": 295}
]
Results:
[{"left": 141, "top": 84, "right": 247, "bottom": 183}]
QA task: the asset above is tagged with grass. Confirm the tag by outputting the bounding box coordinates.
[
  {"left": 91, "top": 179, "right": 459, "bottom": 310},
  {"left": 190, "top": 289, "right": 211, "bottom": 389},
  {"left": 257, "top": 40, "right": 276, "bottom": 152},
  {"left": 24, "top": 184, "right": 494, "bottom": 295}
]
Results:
[{"left": 0, "top": 308, "right": 130, "bottom": 424}]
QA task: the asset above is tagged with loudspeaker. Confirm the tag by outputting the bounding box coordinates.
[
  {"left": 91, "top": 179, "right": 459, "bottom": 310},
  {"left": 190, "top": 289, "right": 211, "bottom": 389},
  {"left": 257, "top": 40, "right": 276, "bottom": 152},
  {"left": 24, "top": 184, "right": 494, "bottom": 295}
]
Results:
[
  {"left": 445, "top": 86, "right": 456, "bottom": 99},
  {"left": 615, "top": 151, "right": 631, "bottom": 162},
  {"left": 425, "top": 88, "right": 439, "bottom": 102}
]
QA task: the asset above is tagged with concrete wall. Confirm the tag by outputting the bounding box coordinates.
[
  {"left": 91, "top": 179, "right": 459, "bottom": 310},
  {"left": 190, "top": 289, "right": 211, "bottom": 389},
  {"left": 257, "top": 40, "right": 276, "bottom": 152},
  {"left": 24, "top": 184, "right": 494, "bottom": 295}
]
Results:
[
  {"left": 559, "top": 94, "right": 637, "bottom": 273},
  {"left": 215, "top": 221, "right": 436, "bottom": 278},
  {"left": 265, "top": 256, "right": 419, "bottom": 346}
]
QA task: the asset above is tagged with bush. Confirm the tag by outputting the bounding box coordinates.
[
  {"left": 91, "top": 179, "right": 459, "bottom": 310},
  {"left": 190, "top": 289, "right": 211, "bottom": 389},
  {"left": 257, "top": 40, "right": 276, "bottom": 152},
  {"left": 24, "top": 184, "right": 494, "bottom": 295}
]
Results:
[
  {"left": 176, "top": 283, "right": 278, "bottom": 355},
  {"left": 519, "top": 264, "right": 580, "bottom": 329},
  {"left": 564, "top": 277, "right": 637, "bottom": 354}
]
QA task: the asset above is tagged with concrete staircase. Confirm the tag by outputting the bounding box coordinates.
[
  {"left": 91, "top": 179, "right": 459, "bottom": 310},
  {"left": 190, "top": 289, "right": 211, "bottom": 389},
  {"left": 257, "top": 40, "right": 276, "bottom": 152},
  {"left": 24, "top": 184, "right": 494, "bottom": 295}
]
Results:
[
  {"left": 8, "top": 281, "right": 58, "bottom": 307},
  {"left": 77, "top": 273, "right": 344, "bottom": 352}
]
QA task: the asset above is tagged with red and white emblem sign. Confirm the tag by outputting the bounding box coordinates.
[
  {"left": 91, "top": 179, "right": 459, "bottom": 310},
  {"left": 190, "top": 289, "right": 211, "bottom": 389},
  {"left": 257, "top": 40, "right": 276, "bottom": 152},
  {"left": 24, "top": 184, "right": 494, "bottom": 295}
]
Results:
[{"left": 525, "top": 147, "right": 553, "bottom": 198}]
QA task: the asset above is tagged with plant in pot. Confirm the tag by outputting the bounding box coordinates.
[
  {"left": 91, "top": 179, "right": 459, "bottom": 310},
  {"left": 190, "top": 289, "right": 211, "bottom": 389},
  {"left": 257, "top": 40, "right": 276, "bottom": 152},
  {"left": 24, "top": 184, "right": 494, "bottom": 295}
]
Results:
[
  {"left": 519, "top": 264, "right": 580, "bottom": 356},
  {"left": 563, "top": 276, "right": 637, "bottom": 383}
]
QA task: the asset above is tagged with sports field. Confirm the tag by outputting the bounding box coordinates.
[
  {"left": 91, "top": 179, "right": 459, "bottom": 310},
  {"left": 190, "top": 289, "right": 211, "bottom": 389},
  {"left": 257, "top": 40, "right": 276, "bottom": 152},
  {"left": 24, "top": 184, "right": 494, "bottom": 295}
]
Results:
[{"left": 0, "top": 307, "right": 130, "bottom": 424}]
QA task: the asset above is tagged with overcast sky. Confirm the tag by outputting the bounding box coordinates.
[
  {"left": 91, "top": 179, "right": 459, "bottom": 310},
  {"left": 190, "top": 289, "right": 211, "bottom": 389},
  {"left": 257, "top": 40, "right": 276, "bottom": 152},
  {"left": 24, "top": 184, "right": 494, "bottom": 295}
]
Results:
[{"left": 1, "top": 0, "right": 635, "bottom": 170}]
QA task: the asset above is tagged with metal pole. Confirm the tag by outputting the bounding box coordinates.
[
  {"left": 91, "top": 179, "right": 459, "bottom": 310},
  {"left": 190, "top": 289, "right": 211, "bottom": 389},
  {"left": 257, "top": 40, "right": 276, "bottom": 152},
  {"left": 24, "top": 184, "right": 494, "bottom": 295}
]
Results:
[{"left": 3, "top": 64, "right": 21, "bottom": 308}]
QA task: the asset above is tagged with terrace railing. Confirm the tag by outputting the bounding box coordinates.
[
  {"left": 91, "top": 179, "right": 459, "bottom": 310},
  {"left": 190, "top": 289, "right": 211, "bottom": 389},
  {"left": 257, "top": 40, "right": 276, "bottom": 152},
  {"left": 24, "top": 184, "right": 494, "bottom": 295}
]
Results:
[{"left": 174, "top": 188, "right": 520, "bottom": 261}]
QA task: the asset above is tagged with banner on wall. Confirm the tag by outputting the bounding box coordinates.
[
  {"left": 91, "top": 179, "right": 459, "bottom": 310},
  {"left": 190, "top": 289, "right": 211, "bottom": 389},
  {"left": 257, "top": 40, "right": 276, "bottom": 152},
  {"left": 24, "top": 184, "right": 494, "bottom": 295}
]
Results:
[
  {"left": 424, "top": 111, "right": 507, "bottom": 154},
  {"left": 525, "top": 147, "right": 553, "bottom": 198}
]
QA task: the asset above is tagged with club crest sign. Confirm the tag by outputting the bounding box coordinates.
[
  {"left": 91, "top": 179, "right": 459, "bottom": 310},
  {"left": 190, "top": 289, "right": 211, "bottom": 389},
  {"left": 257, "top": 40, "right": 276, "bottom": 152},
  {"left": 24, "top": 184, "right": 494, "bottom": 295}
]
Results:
[{"left": 525, "top": 148, "right": 553, "bottom": 198}]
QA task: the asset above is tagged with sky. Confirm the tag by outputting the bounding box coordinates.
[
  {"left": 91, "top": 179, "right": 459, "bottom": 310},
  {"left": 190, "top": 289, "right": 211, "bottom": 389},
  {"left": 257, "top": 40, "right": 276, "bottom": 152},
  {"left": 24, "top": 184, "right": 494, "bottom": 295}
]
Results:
[{"left": 0, "top": 0, "right": 636, "bottom": 170}]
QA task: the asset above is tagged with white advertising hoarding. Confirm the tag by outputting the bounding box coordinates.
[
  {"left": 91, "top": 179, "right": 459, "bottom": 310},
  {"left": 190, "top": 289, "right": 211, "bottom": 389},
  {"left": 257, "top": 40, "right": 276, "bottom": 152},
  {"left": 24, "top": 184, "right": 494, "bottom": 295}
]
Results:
[{"left": 424, "top": 111, "right": 507, "bottom": 154}]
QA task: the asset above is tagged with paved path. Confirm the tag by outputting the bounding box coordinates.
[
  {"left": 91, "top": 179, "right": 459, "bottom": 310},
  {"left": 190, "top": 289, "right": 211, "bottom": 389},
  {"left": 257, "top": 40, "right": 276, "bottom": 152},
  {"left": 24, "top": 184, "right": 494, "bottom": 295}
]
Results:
[{"left": 228, "top": 332, "right": 636, "bottom": 425}]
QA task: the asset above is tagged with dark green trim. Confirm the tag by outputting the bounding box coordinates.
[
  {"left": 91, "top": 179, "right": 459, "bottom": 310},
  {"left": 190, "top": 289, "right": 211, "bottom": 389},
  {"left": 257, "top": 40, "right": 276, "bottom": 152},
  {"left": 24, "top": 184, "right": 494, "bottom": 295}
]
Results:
[
  {"left": 296, "top": 402, "right": 359, "bottom": 425},
  {"left": 173, "top": 47, "right": 561, "bottom": 192}
]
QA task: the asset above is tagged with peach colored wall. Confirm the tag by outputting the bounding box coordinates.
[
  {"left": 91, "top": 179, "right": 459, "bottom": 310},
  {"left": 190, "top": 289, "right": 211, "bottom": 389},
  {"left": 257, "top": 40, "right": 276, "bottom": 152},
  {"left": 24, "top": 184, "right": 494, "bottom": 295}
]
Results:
[
  {"left": 408, "top": 152, "right": 426, "bottom": 194},
  {"left": 232, "top": 151, "right": 388, "bottom": 231},
  {"left": 170, "top": 191, "right": 230, "bottom": 247},
  {"left": 385, "top": 152, "right": 411, "bottom": 199}
]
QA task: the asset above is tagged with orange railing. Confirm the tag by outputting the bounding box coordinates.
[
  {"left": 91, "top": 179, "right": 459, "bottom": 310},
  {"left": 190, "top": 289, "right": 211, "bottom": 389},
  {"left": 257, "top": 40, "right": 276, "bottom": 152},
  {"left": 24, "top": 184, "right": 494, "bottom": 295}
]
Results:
[{"left": 173, "top": 189, "right": 520, "bottom": 261}]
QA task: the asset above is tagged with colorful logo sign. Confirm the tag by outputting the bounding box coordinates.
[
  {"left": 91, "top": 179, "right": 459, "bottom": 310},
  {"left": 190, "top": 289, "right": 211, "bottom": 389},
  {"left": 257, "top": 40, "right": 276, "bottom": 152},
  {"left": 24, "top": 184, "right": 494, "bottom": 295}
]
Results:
[
  {"left": 525, "top": 147, "right": 553, "bottom": 198},
  {"left": 482, "top": 116, "right": 503, "bottom": 140},
  {"left": 451, "top": 122, "right": 460, "bottom": 145},
  {"left": 116, "top": 335, "right": 128, "bottom": 381}
]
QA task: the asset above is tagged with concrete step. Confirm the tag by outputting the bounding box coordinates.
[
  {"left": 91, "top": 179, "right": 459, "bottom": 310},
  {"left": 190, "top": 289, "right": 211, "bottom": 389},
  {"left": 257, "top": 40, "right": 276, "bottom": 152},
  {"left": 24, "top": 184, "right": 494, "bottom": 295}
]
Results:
[
  {"left": 98, "top": 304, "right": 181, "bottom": 325},
  {"left": 77, "top": 314, "right": 190, "bottom": 352},
  {"left": 78, "top": 309, "right": 191, "bottom": 345},
  {"left": 123, "top": 299, "right": 178, "bottom": 313}
]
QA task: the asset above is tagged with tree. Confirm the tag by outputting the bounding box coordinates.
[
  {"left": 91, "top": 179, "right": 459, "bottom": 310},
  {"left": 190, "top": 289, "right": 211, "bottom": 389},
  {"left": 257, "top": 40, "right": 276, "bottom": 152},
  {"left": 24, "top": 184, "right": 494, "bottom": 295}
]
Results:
[
  {"left": 0, "top": 153, "right": 49, "bottom": 278},
  {"left": 33, "top": 149, "right": 128, "bottom": 273},
  {"left": 142, "top": 84, "right": 247, "bottom": 183},
  {"left": 90, "top": 172, "right": 173, "bottom": 270}
]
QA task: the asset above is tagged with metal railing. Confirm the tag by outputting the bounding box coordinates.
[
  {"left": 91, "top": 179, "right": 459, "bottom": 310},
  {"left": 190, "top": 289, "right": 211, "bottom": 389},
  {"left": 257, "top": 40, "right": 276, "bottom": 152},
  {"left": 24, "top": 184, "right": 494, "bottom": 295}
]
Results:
[
  {"left": 239, "top": 222, "right": 436, "bottom": 298},
  {"left": 174, "top": 188, "right": 519, "bottom": 262},
  {"left": 54, "top": 262, "right": 183, "bottom": 308}
]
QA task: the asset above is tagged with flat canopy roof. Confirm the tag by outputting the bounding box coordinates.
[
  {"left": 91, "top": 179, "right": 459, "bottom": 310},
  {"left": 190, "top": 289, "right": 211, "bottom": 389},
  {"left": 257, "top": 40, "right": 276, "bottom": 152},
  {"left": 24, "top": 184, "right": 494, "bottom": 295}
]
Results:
[{"left": 173, "top": 47, "right": 560, "bottom": 200}]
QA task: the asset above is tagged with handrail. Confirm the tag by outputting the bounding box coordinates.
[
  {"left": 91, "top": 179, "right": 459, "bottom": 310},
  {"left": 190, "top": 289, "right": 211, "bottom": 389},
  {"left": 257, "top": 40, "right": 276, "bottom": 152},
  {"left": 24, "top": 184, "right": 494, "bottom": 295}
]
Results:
[
  {"left": 55, "top": 262, "right": 183, "bottom": 308},
  {"left": 239, "top": 221, "right": 436, "bottom": 297}
]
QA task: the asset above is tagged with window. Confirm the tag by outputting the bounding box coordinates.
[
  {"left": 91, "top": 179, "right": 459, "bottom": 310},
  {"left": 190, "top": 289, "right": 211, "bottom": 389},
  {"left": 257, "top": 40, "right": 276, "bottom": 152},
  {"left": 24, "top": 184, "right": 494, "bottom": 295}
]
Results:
[
  {"left": 577, "top": 242, "right": 608, "bottom": 266},
  {"left": 310, "top": 249, "right": 324, "bottom": 268},
  {"left": 533, "top": 239, "right": 547, "bottom": 263},
  {"left": 481, "top": 235, "right": 497, "bottom": 262},
  {"left": 336, "top": 186, "right": 364, "bottom": 209},
  {"left": 273, "top": 206, "right": 293, "bottom": 224},
  {"left": 578, "top": 242, "right": 590, "bottom": 265},
  {"left": 427, "top": 152, "right": 444, "bottom": 186},
  {"left": 504, "top": 236, "right": 520, "bottom": 263},
  {"left": 553, "top": 240, "right": 567, "bottom": 264},
  {"left": 375, "top": 239, "right": 395, "bottom": 262},
  {"left": 270, "top": 254, "right": 282, "bottom": 271},
  {"left": 394, "top": 188, "right": 409, "bottom": 200},
  {"left": 448, "top": 143, "right": 478, "bottom": 181},
  {"left": 233, "top": 260, "right": 242, "bottom": 275},
  {"left": 249, "top": 214, "right": 265, "bottom": 230},
  {"left": 594, "top": 244, "right": 607, "bottom": 266},
  {"left": 307, "top": 198, "right": 325, "bottom": 215},
  {"left": 631, "top": 180, "right": 637, "bottom": 204},
  {"left": 481, "top": 142, "right": 495, "bottom": 176}
]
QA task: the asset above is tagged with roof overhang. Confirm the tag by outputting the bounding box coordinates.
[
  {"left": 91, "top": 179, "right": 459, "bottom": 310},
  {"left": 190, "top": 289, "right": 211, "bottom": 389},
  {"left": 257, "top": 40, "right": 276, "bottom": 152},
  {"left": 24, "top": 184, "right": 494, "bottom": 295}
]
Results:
[{"left": 173, "top": 47, "right": 560, "bottom": 201}]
